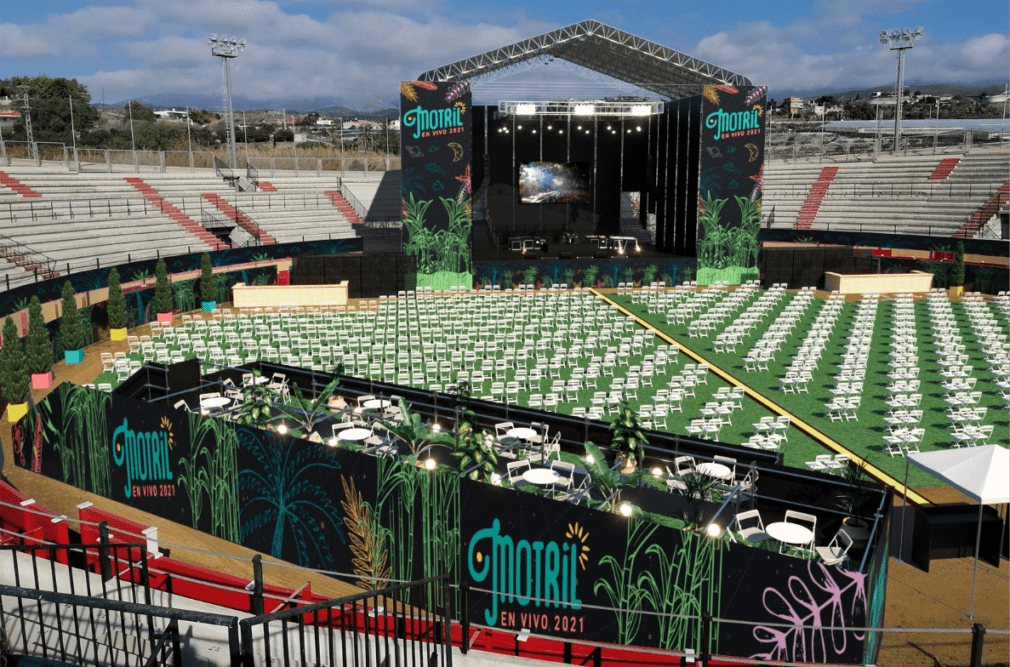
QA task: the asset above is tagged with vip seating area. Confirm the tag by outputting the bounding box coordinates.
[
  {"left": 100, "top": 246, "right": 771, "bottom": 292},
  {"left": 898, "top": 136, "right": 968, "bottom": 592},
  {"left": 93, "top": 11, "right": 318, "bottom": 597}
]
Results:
[
  {"left": 764, "top": 150, "right": 1010, "bottom": 236},
  {"left": 118, "top": 355, "right": 882, "bottom": 570},
  {"left": 0, "top": 168, "right": 363, "bottom": 285}
]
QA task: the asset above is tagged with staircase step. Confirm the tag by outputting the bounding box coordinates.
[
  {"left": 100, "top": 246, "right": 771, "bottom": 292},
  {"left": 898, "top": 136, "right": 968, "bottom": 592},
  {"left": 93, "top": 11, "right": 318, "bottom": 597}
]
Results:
[
  {"left": 124, "top": 177, "right": 219, "bottom": 249},
  {"left": 257, "top": 180, "right": 279, "bottom": 193},
  {"left": 0, "top": 171, "right": 42, "bottom": 198},
  {"left": 929, "top": 158, "right": 960, "bottom": 181},
  {"left": 792, "top": 167, "right": 839, "bottom": 229}
]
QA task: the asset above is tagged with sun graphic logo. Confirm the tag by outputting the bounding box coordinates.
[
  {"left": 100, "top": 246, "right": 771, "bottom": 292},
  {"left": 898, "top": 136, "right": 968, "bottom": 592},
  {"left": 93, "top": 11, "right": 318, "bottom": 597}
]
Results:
[
  {"left": 159, "top": 416, "right": 174, "bottom": 450},
  {"left": 566, "top": 522, "right": 591, "bottom": 570}
]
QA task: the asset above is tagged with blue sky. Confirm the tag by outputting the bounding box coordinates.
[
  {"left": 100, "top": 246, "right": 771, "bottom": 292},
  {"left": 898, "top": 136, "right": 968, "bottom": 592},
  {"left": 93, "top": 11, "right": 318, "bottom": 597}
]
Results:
[{"left": 1, "top": 0, "right": 1006, "bottom": 108}]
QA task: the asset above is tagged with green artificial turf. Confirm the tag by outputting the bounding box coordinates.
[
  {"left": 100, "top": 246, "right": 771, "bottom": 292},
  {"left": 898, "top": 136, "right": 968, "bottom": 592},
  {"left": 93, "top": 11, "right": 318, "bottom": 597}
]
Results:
[{"left": 610, "top": 291, "right": 1009, "bottom": 488}]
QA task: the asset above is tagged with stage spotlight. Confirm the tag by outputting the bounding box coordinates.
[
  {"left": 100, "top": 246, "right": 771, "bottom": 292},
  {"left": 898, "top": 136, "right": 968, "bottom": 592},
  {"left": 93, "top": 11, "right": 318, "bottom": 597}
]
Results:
[
  {"left": 636, "top": 126, "right": 642, "bottom": 131},
  {"left": 547, "top": 124, "right": 552, "bottom": 129},
  {"left": 517, "top": 124, "right": 522, "bottom": 129},
  {"left": 574, "top": 103, "right": 595, "bottom": 115},
  {"left": 586, "top": 130, "right": 590, "bottom": 134},
  {"left": 627, "top": 129, "right": 632, "bottom": 133},
  {"left": 559, "top": 130, "right": 564, "bottom": 134},
  {"left": 577, "top": 125, "right": 582, "bottom": 130},
  {"left": 606, "top": 125, "right": 612, "bottom": 130},
  {"left": 532, "top": 129, "right": 537, "bottom": 134},
  {"left": 632, "top": 105, "right": 650, "bottom": 116},
  {"left": 515, "top": 103, "right": 536, "bottom": 115}
]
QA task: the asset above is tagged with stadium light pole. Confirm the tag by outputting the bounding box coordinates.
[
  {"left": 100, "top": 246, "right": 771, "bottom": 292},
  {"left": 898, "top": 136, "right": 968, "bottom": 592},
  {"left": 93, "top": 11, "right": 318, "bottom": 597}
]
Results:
[
  {"left": 879, "top": 27, "right": 923, "bottom": 153},
  {"left": 209, "top": 34, "right": 246, "bottom": 170}
]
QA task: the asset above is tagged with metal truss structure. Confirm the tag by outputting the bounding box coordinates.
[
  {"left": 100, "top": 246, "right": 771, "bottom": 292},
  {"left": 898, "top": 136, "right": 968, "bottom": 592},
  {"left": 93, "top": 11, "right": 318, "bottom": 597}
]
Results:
[
  {"left": 497, "top": 100, "right": 663, "bottom": 117},
  {"left": 417, "top": 20, "right": 751, "bottom": 100}
]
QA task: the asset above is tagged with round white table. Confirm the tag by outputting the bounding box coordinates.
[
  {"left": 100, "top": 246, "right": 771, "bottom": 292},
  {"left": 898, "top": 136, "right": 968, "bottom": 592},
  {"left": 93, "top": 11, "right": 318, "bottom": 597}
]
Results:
[
  {"left": 363, "top": 399, "right": 391, "bottom": 410},
  {"left": 201, "top": 396, "right": 232, "bottom": 410},
  {"left": 507, "top": 427, "right": 538, "bottom": 441},
  {"left": 696, "top": 462, "right": 733, "bottom": 480},
  {"left": 338, "top": 428, "right": 372, "bottom": 441},
  {"left": 765, "top": 522, "right": 814, "bottom": 548},
  {"left": 522, "top": 468, "right": 560, "bottom": 486}
]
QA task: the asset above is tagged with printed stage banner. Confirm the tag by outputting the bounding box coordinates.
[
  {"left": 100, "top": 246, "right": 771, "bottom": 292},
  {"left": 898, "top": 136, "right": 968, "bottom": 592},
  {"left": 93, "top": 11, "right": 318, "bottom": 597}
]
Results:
[
  {"left": 696, "top": 85, "right": 767, "bottom": 286},
  {"left": 400, "top": 81, "right": 473, "bottom": 290}
]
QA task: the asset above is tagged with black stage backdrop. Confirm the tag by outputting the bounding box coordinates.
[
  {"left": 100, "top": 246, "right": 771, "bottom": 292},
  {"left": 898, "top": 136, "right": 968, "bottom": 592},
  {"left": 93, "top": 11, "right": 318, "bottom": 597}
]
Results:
[
  {"left": 18, "top": 384, "right": 871, "bottom": 662},
  {"left": 696, "top": 85, "right": 767, "bottom": 286},
  {"left": 400, "top": 81, "right": 473, "bottom": 290}
]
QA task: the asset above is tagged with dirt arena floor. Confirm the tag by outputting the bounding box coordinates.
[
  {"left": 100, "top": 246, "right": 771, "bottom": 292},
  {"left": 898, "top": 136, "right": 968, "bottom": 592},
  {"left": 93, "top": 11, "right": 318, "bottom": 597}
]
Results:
[{"left": 1, "top": 304, "right": 1006, "bottom": 666}]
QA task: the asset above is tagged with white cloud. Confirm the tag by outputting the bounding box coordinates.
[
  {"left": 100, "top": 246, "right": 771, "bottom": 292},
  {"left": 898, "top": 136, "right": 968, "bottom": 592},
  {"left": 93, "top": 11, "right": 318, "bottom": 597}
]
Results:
[
  {"left": 694, "top": 21, "right": 1009, "bottom": 94},
  {"left": 0, "top": 23, "right": 63, "bottom": 58}
]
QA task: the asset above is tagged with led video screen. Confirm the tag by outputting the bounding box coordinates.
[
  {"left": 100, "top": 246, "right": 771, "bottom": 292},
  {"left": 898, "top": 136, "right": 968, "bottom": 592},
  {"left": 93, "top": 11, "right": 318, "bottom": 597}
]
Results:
[{"left": 519, "top": 161, "right": 591, "bottom": 204}]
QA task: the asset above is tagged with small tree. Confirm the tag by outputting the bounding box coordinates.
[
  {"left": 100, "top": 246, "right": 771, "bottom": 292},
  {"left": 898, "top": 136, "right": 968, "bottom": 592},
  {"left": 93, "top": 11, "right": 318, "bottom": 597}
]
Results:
[
  {"left": 26, "top": 296, "right": 52, "bottom": 375},
  {"left": 951, "top": 241, "right": 965, "bottom": 288},
  {"left": 153, "top": 258, "right": 173, "bottom": 315},
  {"left": 60, "top": 281, "right": 84, "bottom": 353},
  {"left": 200, "top": 253, "right": 216, "bottom": 303},
  {"left": 107, "top": 267, "right": 127, "bottom": 329},
  {"left": 1, "top": 316, "right": 29, "bottom": 406}
]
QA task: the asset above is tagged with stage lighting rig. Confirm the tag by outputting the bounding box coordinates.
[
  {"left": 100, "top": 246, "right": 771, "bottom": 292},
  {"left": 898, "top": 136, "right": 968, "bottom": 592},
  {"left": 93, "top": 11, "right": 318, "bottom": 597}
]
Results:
[
  {"left": 878, "top": 27, "right": 922, "bottom": 153},
  {"left": 498, "top": 100, "right": 662, "bottom": 118}
]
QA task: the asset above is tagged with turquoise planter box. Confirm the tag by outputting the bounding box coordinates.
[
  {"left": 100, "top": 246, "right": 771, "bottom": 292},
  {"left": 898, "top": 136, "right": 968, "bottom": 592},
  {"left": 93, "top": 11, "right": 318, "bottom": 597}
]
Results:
[
  {"left": 64, "top": 349, "right": 84, "bottom": 364},
  {"left": 202, "top": 301, "right": 217, "bottom": 312}
]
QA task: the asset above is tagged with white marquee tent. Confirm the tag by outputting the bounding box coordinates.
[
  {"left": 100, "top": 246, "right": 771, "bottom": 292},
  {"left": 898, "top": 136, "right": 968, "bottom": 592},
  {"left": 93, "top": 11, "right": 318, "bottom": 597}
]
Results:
[{"left": 907, "top": 445, "right": 1009, "bottom": 618}]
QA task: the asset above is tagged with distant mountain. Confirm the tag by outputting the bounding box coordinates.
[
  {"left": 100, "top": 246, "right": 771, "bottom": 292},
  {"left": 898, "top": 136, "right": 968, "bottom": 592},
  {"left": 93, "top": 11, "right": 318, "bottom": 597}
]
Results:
[
  {"left": 104, "top": 92, "right": 399, "bottom": 114},
  {"left": 312, "top": 106, "right": 399, "bottom": 119}
]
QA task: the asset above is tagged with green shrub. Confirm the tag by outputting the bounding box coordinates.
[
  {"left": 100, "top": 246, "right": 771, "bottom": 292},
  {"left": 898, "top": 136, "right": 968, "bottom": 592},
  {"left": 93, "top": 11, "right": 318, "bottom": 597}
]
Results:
[
  {"left": 26, "top": 296, "right": 52, "bottom": 375},
  {"left": 153, "top": 258, "right": 173, "bottom": 314},
  {"left": 107, "top": 267, "right": 127, "bottom": 329},
  {"left": 1, "top": 316, "right": 29, "bottom": 405},
  {"left": 200, "top": 253, "right": 216, "bottom": 302},
  {"left": 60, "top": 281, "right": 84, "bottom": 352}
]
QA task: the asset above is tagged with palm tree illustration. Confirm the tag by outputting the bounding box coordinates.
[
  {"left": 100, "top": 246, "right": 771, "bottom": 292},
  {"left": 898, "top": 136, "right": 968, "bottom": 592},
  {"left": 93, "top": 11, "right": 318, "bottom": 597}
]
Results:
[{"left": 239, "top": 429, "right": 346, "bottom": 568}]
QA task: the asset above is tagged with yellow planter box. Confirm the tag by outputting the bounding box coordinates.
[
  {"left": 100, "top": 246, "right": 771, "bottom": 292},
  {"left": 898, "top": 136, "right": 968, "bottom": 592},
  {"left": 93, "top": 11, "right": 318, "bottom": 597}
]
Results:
[
  {"left": 110, "top": 327, "right": 128, "bottom": 341},
  {"left": 7, "top": 402, "right": 28, "bottom": 423}
]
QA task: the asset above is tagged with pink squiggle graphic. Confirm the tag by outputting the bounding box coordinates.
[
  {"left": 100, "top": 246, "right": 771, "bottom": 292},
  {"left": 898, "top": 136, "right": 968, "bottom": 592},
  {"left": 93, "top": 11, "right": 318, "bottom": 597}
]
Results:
[{"left": 751, "top": 561, "right": 867, "bottom": 663}]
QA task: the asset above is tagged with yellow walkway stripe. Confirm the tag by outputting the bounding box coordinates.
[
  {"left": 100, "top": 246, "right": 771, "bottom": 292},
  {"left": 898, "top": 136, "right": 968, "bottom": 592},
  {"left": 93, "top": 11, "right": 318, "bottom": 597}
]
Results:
[{"left": 591, "top": 288, "right": 929, "bottom": 506}]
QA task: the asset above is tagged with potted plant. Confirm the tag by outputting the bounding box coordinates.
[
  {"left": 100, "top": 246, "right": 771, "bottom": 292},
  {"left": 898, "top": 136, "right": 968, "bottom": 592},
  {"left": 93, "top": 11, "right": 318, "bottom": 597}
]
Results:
[
  {"left": 449, "top": 382, "right": 499, "bottom": 482},
  {"left": 200, "top": 253, "right": 217, "bottom": 312},
  {"left": 153, "top": 258, "right": 174, "bottom": 324},
  {"left": 60, "top": 281, "right": 85, "bottom": 364},
  {"left": 1, "top": 316, "right": 30, "bottom": 422},
  {"left": 949, "top": 241, "right": 965, "bottom": 297},
  {"left": 609, "top": 399, "right": 647, "bottom": 474},
  {"left": 107, "top": 267, "right": 128, "bottom": 341},
  {"left": 26, "top": 296, "right": 53, "bottom": 389},
  {"left": 672, "top": 472, "right": 720, "bottom": 531},
  {"left": 835, "top": 460, "right": 874, "bottom": 549}
]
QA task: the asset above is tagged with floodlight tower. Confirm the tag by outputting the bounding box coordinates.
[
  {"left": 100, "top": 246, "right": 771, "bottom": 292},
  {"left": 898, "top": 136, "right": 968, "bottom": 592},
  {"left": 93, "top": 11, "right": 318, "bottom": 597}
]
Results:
[
  {"left": 209, "top": 34, "right": 246, "bottom": 170},
  {"left": 879, "top": 27, "right": 923, "bottom": 152},
  {"left": 17, "top": 85, "right": 36, "bottom": 161}
]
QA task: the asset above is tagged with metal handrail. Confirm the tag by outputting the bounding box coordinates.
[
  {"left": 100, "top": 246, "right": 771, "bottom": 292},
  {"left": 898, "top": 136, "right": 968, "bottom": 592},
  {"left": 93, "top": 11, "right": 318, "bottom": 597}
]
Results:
[{"left": 0, "top": 231, "right": 58, "bottom": 276}]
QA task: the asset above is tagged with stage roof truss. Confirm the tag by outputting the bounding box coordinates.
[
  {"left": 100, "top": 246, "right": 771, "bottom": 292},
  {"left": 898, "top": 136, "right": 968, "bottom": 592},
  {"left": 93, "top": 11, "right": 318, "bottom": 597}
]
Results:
[{"left": 417, "top": 19, "right": 751, "bottom": 99}]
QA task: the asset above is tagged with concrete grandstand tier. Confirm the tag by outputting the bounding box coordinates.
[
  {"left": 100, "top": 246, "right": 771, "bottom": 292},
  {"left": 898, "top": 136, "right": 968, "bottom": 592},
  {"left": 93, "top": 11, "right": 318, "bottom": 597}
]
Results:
[
  {"left": 0, "top": 167, "right": 365, "bottom": 255},
  {"left": 765, "top": 149, "right": 1010, "bottom": 237}
]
